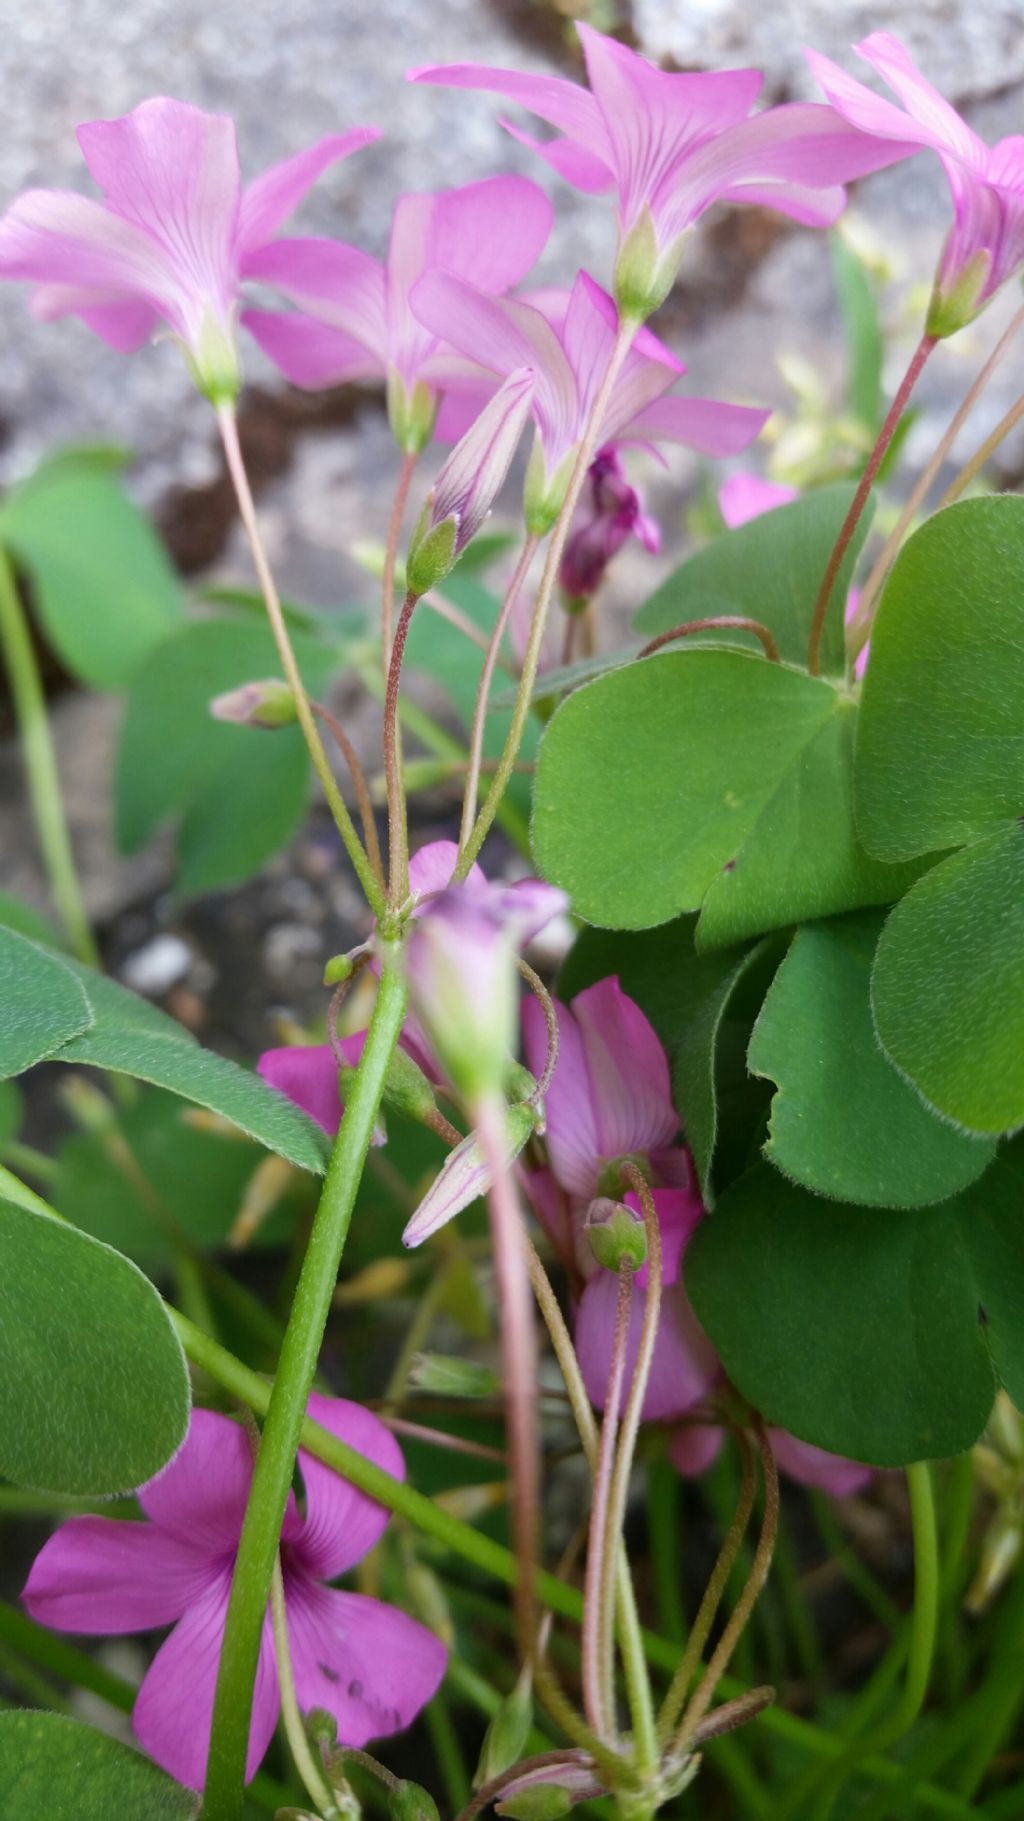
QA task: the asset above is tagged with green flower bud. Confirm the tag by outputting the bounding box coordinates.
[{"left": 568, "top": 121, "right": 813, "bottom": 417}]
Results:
[
  {"left": 613, "top": 209, "right": 689, "bottom": 324},
  {"left": 409, "top": 1352, "right": 501, "bottom": 1398},
  {"left": 381, "top": 1044, "right": 446, "bottom": 1128},
  {"left": 474, "top": 1667, "right": 533, "bottom": 1787},
  {"left": 496, "top": 1785, "right": 573, "bottom": 1821},
  {"left": 406, "top": 510, "right": 459, "bottom": 598},
  {"left": 389, "top": 1781, "right": 442, "bottom": 1821},
  {"left": 585, "top": 1196, "right": 647, "bottom": 1273},
  {"left": 323, "top": 952, "right": 356, "bottom": 986},
  {"left": 210, "top": 677, "right": 297, "bottom": 729}
]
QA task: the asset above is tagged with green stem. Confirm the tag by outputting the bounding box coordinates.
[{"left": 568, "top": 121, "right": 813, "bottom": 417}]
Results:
[
  {"left": 199, "top": 949, "right": 407, "bottom": 1821},
  {"left": 159, "top": 1307, "right": 979, "bottom": 1819},
  {"left": 0, "top": 541, "right": 99, "bottom": 967},
  {"left": 453, "top": 316, "right": 637, "bottom": 879},
  {"left": 426, "top": 1687, "right": 472, "bottom": 1813},
  {"left": 808, "top": 1460, "right": 940, "bottom": 1821},
  {"left": 270, "top": 1553, "right": 340, "bottom": 1818},
  {"left": 457, "top": 533, "right": 539, "bottom": 856},
  {"left": 216, "top": 403, "right": 385, "bottom": 920}
]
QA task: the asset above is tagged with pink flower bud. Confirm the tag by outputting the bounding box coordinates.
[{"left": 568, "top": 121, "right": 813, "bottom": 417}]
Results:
[{"left": 406, "top": 369, "right": 534, "bottom": 595}]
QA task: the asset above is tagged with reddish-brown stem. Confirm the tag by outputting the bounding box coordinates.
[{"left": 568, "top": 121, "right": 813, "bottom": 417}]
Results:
[
  {"left": 458, "top": 534, "right": 539, "bottom": 856},
  {"left": 517, "top": 958, "right": 560, "bottom": 1108},
  {"left": 638, "top": 616, "right": 781, "bottom": 664},
  {"left": 310, "top": 699, "right": 384, "bottom": 890},
  {"left": 807, "top": 332, "right": 936, "bottom": 676},
  {"left": 383, "top": 588, "right": 420, "bottom": 905},
  {"left": 382, "top": 449, "right": 418, "bottom": 672}
]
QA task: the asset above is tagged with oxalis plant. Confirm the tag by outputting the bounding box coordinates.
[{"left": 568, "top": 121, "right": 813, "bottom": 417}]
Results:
[{"left": 1, "top": 21, "right": 1024, "bottom": 1821}]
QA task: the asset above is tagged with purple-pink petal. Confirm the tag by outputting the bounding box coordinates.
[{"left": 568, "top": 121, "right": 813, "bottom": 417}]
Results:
[
  {"left": 244, "top": 308, "right": 385, "bottom": 389},
  {"left": 287, "top": 1580, "right": 447, "bottom": 1745},
  {"left": 237, "top": 128, "right": 381, "bottom": 253},
  {"left": 29, "top": 283, "right": 158, "bottom": 351},
  {"left": 719, "top": 471, "right": 797, "bottom": 528},
  {"left": 22, "top": 1516, "right": 216, "bottom": 1636},
  {"left": 572, "top": 978, "right": 679, "bottom": 1163},
  {"left": 408, "top": 838, "right": 484, "bottom": 901},
  {"left": 523, "top": 993, "right": 601, "bottom": 1198},
  {"left": 499, "top": 118, "right": 615, "bottom": 194},
  {"left": 296, "top": 1394, "right": 406, "bottom": 1583},
  {"left": 133, "top": 1576, "right": 279, "bottom": 1790},
  {"left": 257, "top": 1035, "right": 365, "bottom": 1137},
  {"left": 575, "top": 1271, "right": 718, "bottom": 1423},
  {"left": 769, "top": 1430, "right": 874, "bottom": 1497},
  {"left": 242, "top": 236, "right": 388, "bottom": 363},
  {"left": 625, "top": 395, "right": 770, "bottom": 457},
  {"left": 139, "top": 1406, "right": 296, "bottom": 1556},
  {"left": 0, "top": 190, "right": 185, "bottom": 326},
  {"left": 668, "top": 1419, "right": 726, "bottom": 1479},
  {"left": 406, "top": 59, "right": 609, "bottom": 163}
]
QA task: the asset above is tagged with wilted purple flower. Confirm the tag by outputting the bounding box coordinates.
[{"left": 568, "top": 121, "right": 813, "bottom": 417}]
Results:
[
  {"left": 411, "top": 24, "right": 914, "bottom": 319},
  {"left": 23, "top": 1399, "right": 446, "bottom": 1789},
  {"left": 406, "top": 369, "right": 535, "bottom": 594},
  {"left": 0, "top": 97, "right": 377, "bottom": 399},
  {"left": 559, "top": 446, "right": 660, "bottom": 603},
  {"left": 243, "top": 175, "right": 551, "bottom": 447},
  {"left": 412, "top": 268, "right": 768, "bottom": 529},
  {"left": 807, "top": 33, "right": 1024, "bottom": 335}
]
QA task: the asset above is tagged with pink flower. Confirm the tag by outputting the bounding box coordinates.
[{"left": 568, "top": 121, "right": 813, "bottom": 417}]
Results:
[
  {"left": 806, "top": 34, "right": 1024, "bottom": 335},
  {"left": 258, "top": 839, "right": 480, "bottom": 1134},
  {"left": 412, "top": 268, "right": 769, "bottom": 530},
  {"left": 560, "top": 446, "right": 660, "bottom": 603},
  {"left": 576, "top": 1187, "right": 719, "bottom": 1423},
  {"left": 717, "top": 471, "right": 868, "bottom": 676},
  {"left": 0, "top": 97, "right": 378, "bottom": 400},
  {"left": 669, "top": 1417, "right": 873, "bottom": 1499},
  {"left": 410, "top": 25, "right": 913, "bottom": 318},
  {"left": 22, "top": 1398, "right": 447, "bottom": 1790},
  {"left": 242, "top": 175, "right": 552, "bottom": 447},
  {"left": 521, "top": 976, "right": 688, "bottom": 1208}
]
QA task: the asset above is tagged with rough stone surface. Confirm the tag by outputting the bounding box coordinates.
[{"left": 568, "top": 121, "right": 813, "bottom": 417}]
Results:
[{"left": 2, "top": 1, "right": 1024, "bottom": 933}]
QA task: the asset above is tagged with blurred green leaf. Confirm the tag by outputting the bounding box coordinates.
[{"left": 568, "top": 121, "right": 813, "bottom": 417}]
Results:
[
  {"left": 832, "top": 234, "right": 883, "bottom": 432},
  {"left": 0, "top": 890, "right": 63, "bottom": 949},
  {"left": 0, "top": 924, "right": 91, "bottom": 1079},
  {"left": 0, "top": 463, "right": 183, "bottom": 689}
]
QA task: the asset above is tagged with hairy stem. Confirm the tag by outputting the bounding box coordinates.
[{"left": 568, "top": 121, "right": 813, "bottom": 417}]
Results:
[
  {"left": 807, "top": 333, "right": 936, "bottom": 676},
  {"left": 382, "top": 448, "right": 418, "bottom": 672},
  {"left": 310, "top": 699, "right": 384, "bottom": 889},
  {"left": 848, "top": 303, "right": 1024, "bottom": 656},
  {"left": 216, "top": 403, "right": 384, "bottom": 919},
  {"left": 458, "top": 534, "right": 539, "bottom": 854},
  {"left": 0, "top": 542, "right": 99, "bottom": 967},
  {"left": 270, "top": 1553, "right": 340, "bottom": 1818},
  {"left": 199, "top": 950, "right": 406, "bottom": 1821},
  {"left": 638, "top": 616, "right": 780, "bottom": 664},
  {"left": 453, "top": 317, "right": 637, "bottom": 879},
  {"left": 383, "top": 589, "right": 419, "bottom": 904},
  {"left": 582, "top": 1262, "right": 633, "bottom": 1736}
]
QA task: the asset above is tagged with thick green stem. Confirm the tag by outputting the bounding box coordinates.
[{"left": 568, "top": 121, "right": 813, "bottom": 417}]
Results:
[
  {"left": 216, "top": 403, "right": 385, "bottom": 919},
  {"left": 199, "top": 950, "right": 407, "bottom": 1821},
  {"left": 453, "top": 317, "right": 637, "bottom": 879},
  {"left": 0, "top": 541, "right": 99, "bottom": 967}
]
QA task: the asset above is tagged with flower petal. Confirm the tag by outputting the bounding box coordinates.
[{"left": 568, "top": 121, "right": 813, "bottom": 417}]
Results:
[
  {"left": 77, "top": 99, "right": 240, "bottom": 332},
  {"left": 140, "top": 1406, "right": 298, "bottom": 1554},
  {"left": 0, "top": 189, "right": 182, "bottom": 321},
  {"left": 719, "top": 472, "right": 797, "bottom": 527},
  {"left": 668, "top": 1420, "right": 726, "bottom": 1478},
  {"left": 573, "top": 977, "right": 679, "bottom": 1162},
  {"left": 22, "top": 1516, "right": 215, "bottom": 1635},
  {"left": 296, "top": 1394, "right": 405, "bottom": 1582},
  {"left": 575, "top": 1272, "right": 718, "bottom": 1422},
  {"left": 805, "top": 46, "right": 947, "bottom": 151},
  {"left": 407, "top": 60, "right": 609, "bottom": 161},
  {"left": 133, "top": 1573, "right": 279, "bottom": 1790},
  {"left": 409, "top": 838, "right": 483, "bottom": 901},
  {"left": 522, "top": 993, "right": 600, "bottom": 1198},
  {"left": 243, "top": 236, "right": 388, "bottom": 364},
  {"left": 500, "top": 119, "right": 615, "bottom": 194},
  {"left": 624, "top": 395, "right": 770, "bottom": 457},
  {"left": 238, "top": 128, "right": 381, "bottom": 253},
  {"left": 856, "top": 34, "right": 986, "bottom": 164},
  {"left": 631, "top": 1186, "right": 704, "bottom": 1291},
  {"left": 244, "top": 308, "right": 384, "bottom": 388},
  {"left": 257, "top": 1036, "right": 365, "bottom": 1137},
  {"left": 29, "top": 283, "right": 158, "bottom": 350},
  {"left": 769, "top": 1429, "right": 873, "bottom": 1497},
  {"left": 287, "top": 1580, "right": 447, "bottom": 1744}
]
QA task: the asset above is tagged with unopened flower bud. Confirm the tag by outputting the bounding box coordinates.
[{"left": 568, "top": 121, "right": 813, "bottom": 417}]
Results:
[
  {"left": 323, "top": 953, "right": 356, "bottom": 987},
  {"left": 381, "top": 1044, "right": 447, "bottom": 1129},
  {"left": 474, "top": 1665, "right": 533, "bottom": 1788},
  {"left": 210, "top": 677, "right": 297, "bottom": 729},
  {"left": 389, "top": 1781, "right": 442, "bottom": 1821},
  {"left": 406, "top": 369, "right": 534, "bottom": 596},
  {"left": 402, "top": 1101, "right": 540, "bottom": 1247},
  {"left": 409, "top": 1353, "right": 501, "bottom": 1398},
  {"left": 585, "top": 1196, "right": 648, "bottom": 1273},
  {"left": 559, "top": 448, "right": 659, "bottom": 606}
]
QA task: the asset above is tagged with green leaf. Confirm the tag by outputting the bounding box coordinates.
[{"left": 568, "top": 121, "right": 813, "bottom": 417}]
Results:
[
  {"left": 0, "top": 925, "right": 92, "bottom": 1079},
  {"left": 0, "top": 465, "right": 183, "bottom": 689},
  {"left": 750, "top": 911, "right": 995, "bottom": 1205},
  {"left": 0, "top": 890, "right": 62, "bottom": 948},
  {"left": 53, "top": 1087, "right": 300, "bottom": 1269},
  {"left": 872, "top": 823, "right": 1024, "bottom": 1135},
  {"left": 491, "top": 646, "right": 639, "bottom": 711},
  {"left": 0, "top": 1712, "right": 198, "bottom": 1820},
  {"left": 115, "top": 615, "right": 338, "bottom": 892},
  {"left": 634, "top": 483, "right": 870, "bottom": 677},
  {"left": 832, "top": 234, "right": 883, "bottom": 431},
  {"left": 0, "top": 1197, "right": 190, "bottom": 1492},
  {"left": 856, "top": 497, "right": 1024, "bottom": 861},
  {"left": 532, "top": 649, "right": 918, "bottom": 942},
  {"left": 685, "top": 1163, "right": 998, "bottom": 1465},
  {"left": 0, "top": 1078, "right": 22, "bottom": 1147}
]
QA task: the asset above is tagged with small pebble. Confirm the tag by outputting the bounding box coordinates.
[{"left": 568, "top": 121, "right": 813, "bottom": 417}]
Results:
[{"left": 120, "top": 933, "right": 192, "bottom": 996}]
